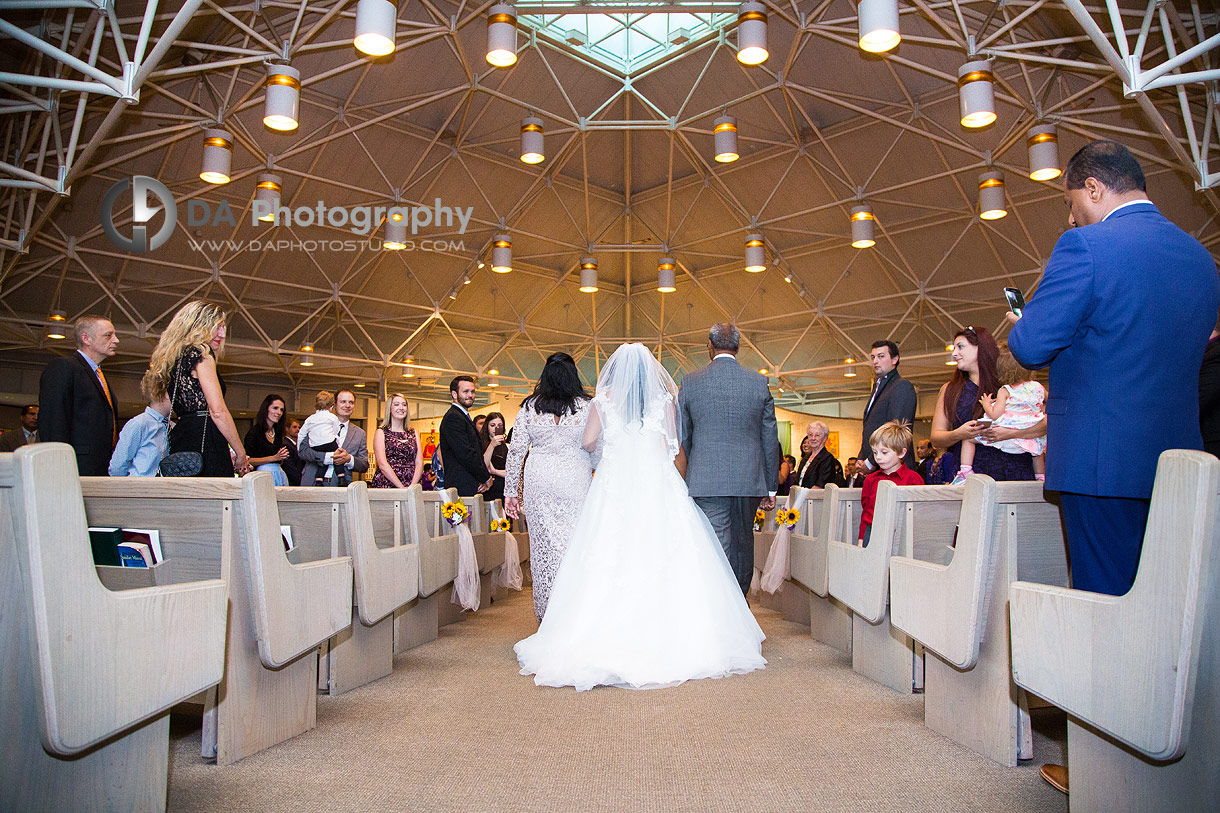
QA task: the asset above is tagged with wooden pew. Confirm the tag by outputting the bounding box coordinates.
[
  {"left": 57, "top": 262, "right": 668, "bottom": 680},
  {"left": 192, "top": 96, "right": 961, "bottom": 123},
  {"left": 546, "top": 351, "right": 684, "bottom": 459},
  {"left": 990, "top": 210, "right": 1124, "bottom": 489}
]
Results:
[
  {"left": 463, "top": 494, "right": 506, "bottom": 608},
  {"left": 275, "top": 482, "right": 419, "bottom": 695},
  {"left": 887, "top": 476, "right": 1069, "bottom": 765},
  {"left": 1, "top": 444, "right": 227, "bottom": 810},
  {"left": 487, "top": 499, "right": 529, "bottom": 568},
  {"left": 1010, "top": 450, "right": 1220, "bottom": 810},
  {"left": 756, "top": 487, "right": 814, "bottom": 624},
  {"left": 827, "top": 481, "right": 953, "bottom": 693},
  {"left": 423, "top": 488, "right": 471, "bottom": 626},
  {"left": 789, "top": 485, "right": 856, "bottom": 653},
  {"left": 78, "top": 470, "right": 353, "bottom": 765}
]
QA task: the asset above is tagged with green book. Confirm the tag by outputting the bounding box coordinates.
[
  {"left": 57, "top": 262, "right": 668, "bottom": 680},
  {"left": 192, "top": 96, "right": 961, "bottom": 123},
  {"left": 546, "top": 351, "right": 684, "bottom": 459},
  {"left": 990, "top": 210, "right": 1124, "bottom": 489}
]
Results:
[{"left": 87, "top": 526, "right": 123, "bottom": 567}]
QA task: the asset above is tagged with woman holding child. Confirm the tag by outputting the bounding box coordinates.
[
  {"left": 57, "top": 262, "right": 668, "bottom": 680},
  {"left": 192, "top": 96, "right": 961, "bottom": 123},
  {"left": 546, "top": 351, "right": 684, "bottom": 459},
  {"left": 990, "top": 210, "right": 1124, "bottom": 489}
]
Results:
[{"left": 930, "top": 325, "right": 1046, "bottom": 483}]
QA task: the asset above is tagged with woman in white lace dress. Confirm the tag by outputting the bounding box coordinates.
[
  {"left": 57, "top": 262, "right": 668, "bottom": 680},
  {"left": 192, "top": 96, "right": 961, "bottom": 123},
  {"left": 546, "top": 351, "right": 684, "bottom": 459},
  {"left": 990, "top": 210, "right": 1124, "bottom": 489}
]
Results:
[{"left": 504, "top": 352, "right": 595, "bottom": 621}]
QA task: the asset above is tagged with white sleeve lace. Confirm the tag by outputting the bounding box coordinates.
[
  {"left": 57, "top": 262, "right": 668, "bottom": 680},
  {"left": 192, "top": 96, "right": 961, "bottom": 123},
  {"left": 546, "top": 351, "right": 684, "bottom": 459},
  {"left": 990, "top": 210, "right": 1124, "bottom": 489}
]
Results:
[{"left": 504, "top": 411, "right": 531, "bottom": 498}]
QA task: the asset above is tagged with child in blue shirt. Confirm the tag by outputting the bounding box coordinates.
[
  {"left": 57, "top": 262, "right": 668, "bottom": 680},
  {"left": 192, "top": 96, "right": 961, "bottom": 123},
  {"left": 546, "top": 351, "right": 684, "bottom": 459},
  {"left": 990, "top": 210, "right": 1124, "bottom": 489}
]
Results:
[{"left": 109, "top": 371, "right": 171, "bottom": 477}]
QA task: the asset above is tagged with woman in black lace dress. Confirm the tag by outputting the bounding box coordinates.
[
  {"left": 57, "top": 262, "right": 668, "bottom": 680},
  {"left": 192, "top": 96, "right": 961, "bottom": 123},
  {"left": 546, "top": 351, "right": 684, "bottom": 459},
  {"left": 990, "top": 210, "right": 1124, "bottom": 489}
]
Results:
[
  {"left": 371, "top": 392, "right": 421, "bottom": 488},
  {"left": 148, "top": 301, "right": 250, "bottom": 478}
]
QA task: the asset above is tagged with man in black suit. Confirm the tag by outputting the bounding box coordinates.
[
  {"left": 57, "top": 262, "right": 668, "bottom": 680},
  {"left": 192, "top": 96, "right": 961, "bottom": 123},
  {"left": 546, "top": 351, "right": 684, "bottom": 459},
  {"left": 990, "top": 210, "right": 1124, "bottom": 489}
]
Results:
[
  {"left": 914, "top": 439, "right": 935, "bottom": 482},
  {"left": 38, "top": 315, "right": 120, "bottom": 476},
  {"left": 440, "top": 375, "right": 491, "bottom": 497},
  {"left": 856, "top": 339, "right": 917, "bottom": 476}
]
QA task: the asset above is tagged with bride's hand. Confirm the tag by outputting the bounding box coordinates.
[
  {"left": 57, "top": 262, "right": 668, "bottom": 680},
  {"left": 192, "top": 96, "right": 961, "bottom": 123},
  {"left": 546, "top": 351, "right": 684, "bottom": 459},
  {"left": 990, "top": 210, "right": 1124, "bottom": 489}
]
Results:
[{"left": 505, "top": 496, "right": 520, "bottom": 519}]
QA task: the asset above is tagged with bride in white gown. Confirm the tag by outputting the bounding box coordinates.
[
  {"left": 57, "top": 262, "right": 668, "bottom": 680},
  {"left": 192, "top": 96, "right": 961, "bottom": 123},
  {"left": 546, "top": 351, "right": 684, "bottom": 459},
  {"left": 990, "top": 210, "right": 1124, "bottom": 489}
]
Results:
[{"left": 514, "top": 343, "right": 766, "bottom": 691}]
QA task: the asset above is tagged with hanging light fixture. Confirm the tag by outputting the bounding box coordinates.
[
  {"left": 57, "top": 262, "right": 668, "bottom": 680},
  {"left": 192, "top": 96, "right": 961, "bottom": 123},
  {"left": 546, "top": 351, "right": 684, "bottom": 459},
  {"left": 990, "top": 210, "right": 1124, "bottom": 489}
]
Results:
[
  {"left": 736, "top": 2, "right": 768, "bottom": 65},
  {"left": 487, "top": 368, "right": 500, "bottom": 388},
  {"left": 48, "top": 309, "right": 66, "bottom": 323},
  {"left": 945, "top": 343, "right": 958, "bottom": 365},
  {"left": 520, "top": 115, "right": 544, "bottom": 164},
  {"left": 45, "top": 312, "right": 66, "bottom": 340},
  {"left": 492, "top": 234, "right": 512, "bottom": 272},
  {"left": 850, "top": 205, "right": 875, "bottom": 248},
  {"left": 354, "top": 0, "right": 396, "bottom": 56},
  {"left": 978, "top": 170, "right": 1007, "bottom": 220},
  {"left": 486, "top": 4, "right": 517, "bottom": 67},
  {"left": 1027, "top": 124, "right": 1061, "bottom": 181},
  {"left": 263, "top": 65, "right": 300, "bottom": 131},
  {"left": 713, "top": 114, "right": 738, "bottom": 163},
  {"left": 579, "top": 257, "right": 598, "bottom": 293},
  {"left": 383, "top": 210, "right": 407, "bottom": 250},
  {"left": 403, "top": 355, "right": 415, "bottom": 377},
  {"left": 300, "top": 341, "right": 314, "bottom": 353},
  {"left": 299, "top": 352, "right": 315, "bottom": 367},
  {"left": 657, "top": 257, "right": 676, "bottom": 292},
  {"left": 858, "top": 0, "right": 901, "bottom": 53},
  {"left": 744, "top": 234, "right": 766, "bottom": 273},
  {"left": 958, "top": 59, "right": 996, "bottom": 128},
  {"left": 199, "top": 128, "right": 232, "bottom": 184},
  {"left": 254, "top": 173, "right": 281, "bottom": 222},
  {"left": 844, "top": 357, "right": 858, "bottom": 377}
]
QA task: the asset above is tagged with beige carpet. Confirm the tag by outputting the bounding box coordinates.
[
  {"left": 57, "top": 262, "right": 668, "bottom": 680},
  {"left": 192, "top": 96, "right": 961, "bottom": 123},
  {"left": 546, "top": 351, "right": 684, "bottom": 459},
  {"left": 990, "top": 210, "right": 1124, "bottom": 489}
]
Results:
[{"left": 167, "top": 587, "right": 1068, "bottom": 812}]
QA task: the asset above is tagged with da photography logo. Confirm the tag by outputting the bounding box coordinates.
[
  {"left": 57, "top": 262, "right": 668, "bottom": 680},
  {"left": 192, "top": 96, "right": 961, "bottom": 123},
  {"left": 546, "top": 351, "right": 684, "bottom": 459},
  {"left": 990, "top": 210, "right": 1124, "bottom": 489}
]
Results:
[{"left": 101, "top": 175, "right": 177, "bottom": 253}]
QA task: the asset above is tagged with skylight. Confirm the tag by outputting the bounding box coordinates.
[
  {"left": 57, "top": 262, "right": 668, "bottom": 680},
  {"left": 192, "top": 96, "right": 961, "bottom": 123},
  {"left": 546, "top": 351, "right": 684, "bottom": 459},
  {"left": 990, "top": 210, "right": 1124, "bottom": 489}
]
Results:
[{"left": 519, "top": 2, "right": 738, "bottom": 73}]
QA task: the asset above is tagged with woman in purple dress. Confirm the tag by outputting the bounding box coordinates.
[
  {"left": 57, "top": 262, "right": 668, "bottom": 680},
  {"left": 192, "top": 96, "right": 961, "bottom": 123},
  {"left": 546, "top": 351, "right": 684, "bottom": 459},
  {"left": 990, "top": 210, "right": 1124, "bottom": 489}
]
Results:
[
  {"left": 371, "top": 392, "right": 421, "bottom": 489},
  {"left": 930, "top": 326, "right": 1044, "bottom": 482}
]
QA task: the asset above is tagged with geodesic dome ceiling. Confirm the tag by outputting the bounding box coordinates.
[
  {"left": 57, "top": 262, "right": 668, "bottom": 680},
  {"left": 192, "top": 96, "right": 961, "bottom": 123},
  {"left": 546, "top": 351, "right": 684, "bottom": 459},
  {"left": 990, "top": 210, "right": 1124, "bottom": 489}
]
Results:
[{"left": 1, "top": 0, "right": 1218, "bottom": 407}]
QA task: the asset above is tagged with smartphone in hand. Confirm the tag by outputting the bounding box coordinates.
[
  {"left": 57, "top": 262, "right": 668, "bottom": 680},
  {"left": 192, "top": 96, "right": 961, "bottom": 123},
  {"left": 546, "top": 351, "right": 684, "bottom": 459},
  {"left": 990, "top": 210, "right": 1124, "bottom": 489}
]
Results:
[{"left": 1004, "top": 286, "right": 1025, "bottom": 317}]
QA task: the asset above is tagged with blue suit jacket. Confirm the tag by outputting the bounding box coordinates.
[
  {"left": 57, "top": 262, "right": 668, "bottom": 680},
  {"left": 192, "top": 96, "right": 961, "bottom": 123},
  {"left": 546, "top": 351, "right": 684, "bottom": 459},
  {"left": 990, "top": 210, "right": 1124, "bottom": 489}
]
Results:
[{"left": 1009, "top": 202, "right": 1219, "bottom": 499}]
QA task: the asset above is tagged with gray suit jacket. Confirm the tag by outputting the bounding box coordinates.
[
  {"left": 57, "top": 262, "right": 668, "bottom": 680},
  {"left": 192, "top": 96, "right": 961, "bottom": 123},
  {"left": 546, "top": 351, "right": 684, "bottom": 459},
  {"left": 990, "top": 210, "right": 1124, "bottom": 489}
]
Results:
[
  {"left": 678, "top": 356, "right": 779, "bottom": 498},
  {"left": 298, "top": 421, "right": 369, "bottom": 486}
]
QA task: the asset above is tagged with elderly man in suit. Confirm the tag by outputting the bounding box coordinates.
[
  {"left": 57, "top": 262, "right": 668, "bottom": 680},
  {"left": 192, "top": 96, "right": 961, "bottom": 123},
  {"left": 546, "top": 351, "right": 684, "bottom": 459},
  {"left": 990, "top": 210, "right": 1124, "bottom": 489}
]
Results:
[
  {"left": 856, "top": 339, "right": 917, "bottom": 476},
  {"left": 678, "top": 323, "right": 779, "bottom": 596},
  {"left": 1008, "top": 139, "right": 1220, "bottom": 796},
  {"left": 299, "top": 389, "right": 369, "bottom": 486},
  {"left": 0, "top": 404, "right": 39, "bottom": 452},
  {"left": 38, "top": 315, "right": 120, "bottom": 476},
  {"left": 440, "top": 375, "right": 492, "bottom": 497}
]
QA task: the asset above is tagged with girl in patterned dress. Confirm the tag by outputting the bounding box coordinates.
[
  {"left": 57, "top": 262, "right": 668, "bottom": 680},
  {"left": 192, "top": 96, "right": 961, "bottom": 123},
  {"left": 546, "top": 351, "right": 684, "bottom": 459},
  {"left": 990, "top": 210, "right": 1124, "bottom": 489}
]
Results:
[
  {"left": 371, "top": 392, "right": 421, "bottom": 489},
  {"left": 953, "top": 351, "right": 1047, "bottom": 484}
]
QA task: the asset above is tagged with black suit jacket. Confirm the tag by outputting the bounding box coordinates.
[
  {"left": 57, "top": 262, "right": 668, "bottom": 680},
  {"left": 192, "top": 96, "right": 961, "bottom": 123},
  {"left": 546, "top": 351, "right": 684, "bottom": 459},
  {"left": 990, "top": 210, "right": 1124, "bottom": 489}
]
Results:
[
  {"left": 858, "top": 369, "right": 917, "bottom": 471},
  {"left": 439, "top": 405, "right": 489, "bottom": 497},
  {"left": 38, "top": 351, "right": 117, "bottom": 476},
  {"left": 798, "top": 447, "right": 845, "bottom": 489}
]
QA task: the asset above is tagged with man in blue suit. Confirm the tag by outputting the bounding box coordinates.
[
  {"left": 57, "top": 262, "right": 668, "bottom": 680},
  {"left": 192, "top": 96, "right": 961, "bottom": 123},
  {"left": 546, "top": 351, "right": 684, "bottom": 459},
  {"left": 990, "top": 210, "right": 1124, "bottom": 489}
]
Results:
[{"left": 1009, "top": 140, "right": 1219, "bottom": 599}]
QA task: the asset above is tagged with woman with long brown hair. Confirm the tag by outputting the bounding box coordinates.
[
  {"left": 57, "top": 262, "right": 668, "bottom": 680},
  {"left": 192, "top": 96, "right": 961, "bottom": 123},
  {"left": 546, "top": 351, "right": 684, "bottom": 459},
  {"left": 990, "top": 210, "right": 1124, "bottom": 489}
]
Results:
[
  {"left": 243, "top": 393, "right": 290, "bottom": 486},
  {"left": 929, "top": 325, "right": 1044, "bottom": 481},
  {"left": 478, "top": 411, "right": 508, "bottom": 502},
  {"left": 148, "top": 301, "right": 249, "bottom": 477}
]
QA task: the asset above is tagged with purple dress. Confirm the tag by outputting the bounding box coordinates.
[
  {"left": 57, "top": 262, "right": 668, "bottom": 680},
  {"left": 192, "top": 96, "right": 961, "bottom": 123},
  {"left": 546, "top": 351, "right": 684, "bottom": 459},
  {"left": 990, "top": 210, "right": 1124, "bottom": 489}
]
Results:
[
  {"left": 371, "top": 428, "right": 417, "bottom": 488},
  {"left": 947, "top": 380, "right": 1035, "bottom": 482}
]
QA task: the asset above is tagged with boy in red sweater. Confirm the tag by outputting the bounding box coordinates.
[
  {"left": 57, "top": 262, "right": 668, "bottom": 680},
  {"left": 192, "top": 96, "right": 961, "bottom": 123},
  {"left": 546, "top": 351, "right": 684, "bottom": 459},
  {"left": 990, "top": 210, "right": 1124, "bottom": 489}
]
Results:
[{"left": 859, "top": 420, "right": 924, "bottom": 546}]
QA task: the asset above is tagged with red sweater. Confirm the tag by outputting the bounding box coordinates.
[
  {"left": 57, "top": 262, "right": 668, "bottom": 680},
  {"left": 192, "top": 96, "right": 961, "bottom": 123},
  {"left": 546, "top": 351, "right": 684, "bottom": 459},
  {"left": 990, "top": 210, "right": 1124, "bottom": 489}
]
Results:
[{"left": 858, "top": 464, "right": 925, "bottom": 540}]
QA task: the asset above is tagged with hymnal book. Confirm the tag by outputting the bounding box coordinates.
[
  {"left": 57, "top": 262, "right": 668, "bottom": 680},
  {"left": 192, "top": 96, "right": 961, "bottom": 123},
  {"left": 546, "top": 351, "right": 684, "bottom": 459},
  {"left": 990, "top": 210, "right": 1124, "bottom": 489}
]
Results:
[
  {"left": 116, "top": 542, "right": 153, "bottom": 567},
  {"left": 88, "top": 526, "right": 123, "bottom": 567},
  {"left": 121, "top": 528, "right": 162, "bottom": 564},
  {"left": 281, "top": 524, "right": 294, "bottom": 552}
]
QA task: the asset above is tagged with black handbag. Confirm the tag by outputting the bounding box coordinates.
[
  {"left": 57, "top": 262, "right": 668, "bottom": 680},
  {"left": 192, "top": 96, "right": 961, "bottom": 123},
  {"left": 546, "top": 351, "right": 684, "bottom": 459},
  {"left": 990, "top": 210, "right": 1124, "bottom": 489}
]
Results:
[{"left": 158, "top": 359, "right": 207, "bottom": 477}]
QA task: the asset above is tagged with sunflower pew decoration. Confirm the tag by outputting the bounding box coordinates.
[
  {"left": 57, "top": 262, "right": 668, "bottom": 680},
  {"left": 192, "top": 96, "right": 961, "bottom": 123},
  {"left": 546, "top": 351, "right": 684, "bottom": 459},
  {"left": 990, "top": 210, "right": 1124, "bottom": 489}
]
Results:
[
  {"left": 776, "top": 508, "right": 801, "bottom": 529},
  {"left": 753, "top": 509, "right": 766, "bottom": 532},
  {"left": 441, "top": 501, "right": 469, "bottom": 527},
  {"left": 491, "top": 518, "right": 511, "bottom": 532}
]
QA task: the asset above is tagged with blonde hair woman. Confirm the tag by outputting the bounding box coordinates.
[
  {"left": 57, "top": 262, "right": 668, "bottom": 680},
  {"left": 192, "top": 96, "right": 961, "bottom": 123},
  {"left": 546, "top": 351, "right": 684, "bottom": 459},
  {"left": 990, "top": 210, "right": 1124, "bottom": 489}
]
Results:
[
  {"left": 371, "top": 392, "right": 422, "bottom": 489},
  {"left": 149, "top": 301, "right": 250, "bottom": 477}
]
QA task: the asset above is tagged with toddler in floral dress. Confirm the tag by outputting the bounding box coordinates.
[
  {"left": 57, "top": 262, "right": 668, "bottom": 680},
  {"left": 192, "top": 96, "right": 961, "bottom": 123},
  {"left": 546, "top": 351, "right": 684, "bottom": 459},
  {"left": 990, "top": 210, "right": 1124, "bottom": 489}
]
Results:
[{"left": 953, "top": 351, "right": 1047, "bottom": 485}]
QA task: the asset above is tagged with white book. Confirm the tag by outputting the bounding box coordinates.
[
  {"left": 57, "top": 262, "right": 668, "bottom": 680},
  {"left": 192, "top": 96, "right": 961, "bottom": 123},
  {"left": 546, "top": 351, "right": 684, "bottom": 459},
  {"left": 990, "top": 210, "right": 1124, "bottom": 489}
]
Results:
[
  {"left": 121, "top": 528, "right": 163, "bottom": 564},
  {"left": 281, "top": 524, "right": 295, "bottom": 552}
]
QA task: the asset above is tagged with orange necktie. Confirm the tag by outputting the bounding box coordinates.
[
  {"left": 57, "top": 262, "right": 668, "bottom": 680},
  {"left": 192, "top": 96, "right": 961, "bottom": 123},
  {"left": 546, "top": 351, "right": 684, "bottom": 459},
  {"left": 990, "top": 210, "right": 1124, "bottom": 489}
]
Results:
[{"left": 97, "top": 367, "right": 117, "bottom": 445}]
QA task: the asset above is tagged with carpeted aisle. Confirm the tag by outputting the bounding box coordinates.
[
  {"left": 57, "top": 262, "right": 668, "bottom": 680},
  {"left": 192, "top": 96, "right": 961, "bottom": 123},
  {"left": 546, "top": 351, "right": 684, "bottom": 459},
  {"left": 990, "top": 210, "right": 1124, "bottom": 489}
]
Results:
[{"left": 167, "top": 586, "right": 1068, "bottom": 811}]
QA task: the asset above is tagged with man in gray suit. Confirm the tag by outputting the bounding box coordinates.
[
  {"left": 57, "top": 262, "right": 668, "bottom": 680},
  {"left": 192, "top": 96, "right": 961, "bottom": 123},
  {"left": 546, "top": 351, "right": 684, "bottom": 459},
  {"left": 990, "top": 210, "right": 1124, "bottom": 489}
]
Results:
[
  {"left": 678, "top": 323, "right": 779, "bottom": 595},
  {"left": 299, "top": 389, "right": 369, "bottom": 486}
]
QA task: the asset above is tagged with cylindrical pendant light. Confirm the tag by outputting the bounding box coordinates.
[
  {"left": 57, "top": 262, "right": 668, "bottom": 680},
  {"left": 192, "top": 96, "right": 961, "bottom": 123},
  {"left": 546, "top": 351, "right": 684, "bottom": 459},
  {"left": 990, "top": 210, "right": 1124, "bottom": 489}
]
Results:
[
  {"left": 657, "top": 257, "right": 676, "bottom": 292},
  {"left": 714, "top": 115, "right": 738, "bottom": 163},
  {"left": 744, "top": 234, "right": 766, "bottom": 273},
  {"left": 579, "top": 257, "right": 598, "bottom": 292},
  {"left": 958, "top": 60, "right": 996, "bottom": 128},
  {"left": 299, "top": 352, "right": 315, "bottom": 367},
  {"left": 1027, "top": 124, "right": 1061, "bottom": 181},
  {"left": 384, "top": 211, "right": 407, "bottom": 249},
  {"left": 199, "top": 128, "right": 232, "bottom": 184},
  {"left": 736, "top": 2, "right": 768, "bottom": 65},
  {"left": 354, "top": 0, "right": 396, "bottom": 56},
  {"left": 850, "top": 205, "right": 875, "bottom": 248},
  {"left": 46, "top": 311, "right": 67, "bottom": 339},
  {"left": 858, "top": 0, "right": 900, "bottom": 53},
  {"left": 520, "top": 115, "right": 544, "bottom": 164},
  {"left": 844, "top": 357, "right": 858, "bottom": 377},
  {"left": 263, "top": 65, "right": 300, "bottom": 131},
  {"left": 945, "top": 343, "right": 958, "bottom": 365},
  {"left": 978, "top": 171, "right": 1007, "bottom": 220},
  {"left": 254, "top": 173, "right": 281, "bottom": 222},
  {"left": 492, "top": 234, "right": 512, "bottom": 272},
  {"left": 486, "top": 5, "right": 517, "bottom": 67}
]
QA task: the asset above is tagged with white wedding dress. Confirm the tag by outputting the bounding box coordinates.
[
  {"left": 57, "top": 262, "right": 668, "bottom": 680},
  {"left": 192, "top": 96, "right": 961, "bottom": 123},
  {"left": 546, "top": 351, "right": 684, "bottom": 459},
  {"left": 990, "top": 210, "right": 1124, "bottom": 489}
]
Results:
[{"left": 515, "top": 343, "right": 766, "bottom": 691}]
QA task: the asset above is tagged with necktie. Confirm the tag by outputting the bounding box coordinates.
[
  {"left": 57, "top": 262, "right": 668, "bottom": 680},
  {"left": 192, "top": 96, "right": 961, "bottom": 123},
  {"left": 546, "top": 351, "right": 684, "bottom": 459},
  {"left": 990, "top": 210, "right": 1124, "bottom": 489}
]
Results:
[{"left": 96, "top": 367, "right": 117, "bottom": 444}]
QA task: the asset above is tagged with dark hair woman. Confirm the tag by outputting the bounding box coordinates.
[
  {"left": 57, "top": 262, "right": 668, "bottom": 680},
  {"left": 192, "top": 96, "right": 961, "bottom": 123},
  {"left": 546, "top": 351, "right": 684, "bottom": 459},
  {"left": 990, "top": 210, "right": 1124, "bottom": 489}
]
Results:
[
  {"left": 521, "top": 352, "right": 591, "bottom": 417},
  {"left": 479, "top": 411, "right": 508, "bottom": 502},
  {"left": 243, "top": 393, "right": 290, "bottom": 485},
  {"left": 930, "top": 326, "right": 1043, "bottom": 482}
]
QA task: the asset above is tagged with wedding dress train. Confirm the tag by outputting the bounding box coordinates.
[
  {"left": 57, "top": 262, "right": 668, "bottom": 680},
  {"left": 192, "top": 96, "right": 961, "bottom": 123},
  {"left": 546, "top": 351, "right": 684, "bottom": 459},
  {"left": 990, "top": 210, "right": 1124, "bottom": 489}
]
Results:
[{"left": 515, "top": 344, "right": 766, "bottom": 691}]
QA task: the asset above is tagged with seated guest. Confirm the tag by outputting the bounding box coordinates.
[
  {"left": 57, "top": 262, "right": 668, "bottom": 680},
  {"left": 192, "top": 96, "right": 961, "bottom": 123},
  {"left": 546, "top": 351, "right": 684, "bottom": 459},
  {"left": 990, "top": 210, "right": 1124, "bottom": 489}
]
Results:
[
  {"left": 844, "top": 457, "right": 865, "bottom": 487},
  {"left": 243, "top": 394, "right": 290, "bottom": 486},
  {"left": 282, "top": 417, "right": 304, "bottom": 486},
  {"left": 299, "top": 390, "right": 346, "bottom": 487},
  {"left": 798, "top": 421, "right": 845, "bottom": 488},
  {"left": 0, "top": 404, "right": 39, "bottom": 451},
  {"left": 371, "top": 392, "right": 422, "bottom": 489},
  {"left": 914, "top": 439, "right": 934, "bottom": 482},
  {"left": 109, "top": 371, "right": 170, "bottom": 477},
  {"left": 777, "top": 446, "right": 793, "bottom": 496},
  {"left": 479, "top": 412, "right": 508, "bottom": 502},
  {"left": 924, "top": 443, "right": 958, "bottom": 486},
  {"left": 858, "top": 420, "right": 923, "bottom": 546},
  {"left": 421, "top": 462, "right": 437, "bottom": 490}
]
